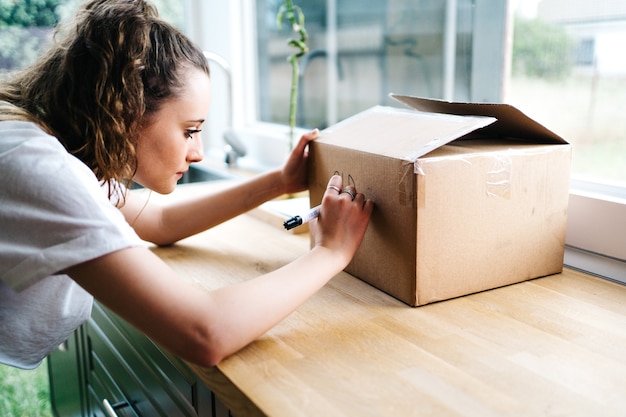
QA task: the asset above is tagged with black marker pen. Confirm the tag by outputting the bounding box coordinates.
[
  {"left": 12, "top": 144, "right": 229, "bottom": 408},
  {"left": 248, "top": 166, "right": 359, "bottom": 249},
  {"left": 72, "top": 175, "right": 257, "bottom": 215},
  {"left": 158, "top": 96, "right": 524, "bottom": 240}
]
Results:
[{"left": 283, "top": 205, "right": 321, "bottom": 230}]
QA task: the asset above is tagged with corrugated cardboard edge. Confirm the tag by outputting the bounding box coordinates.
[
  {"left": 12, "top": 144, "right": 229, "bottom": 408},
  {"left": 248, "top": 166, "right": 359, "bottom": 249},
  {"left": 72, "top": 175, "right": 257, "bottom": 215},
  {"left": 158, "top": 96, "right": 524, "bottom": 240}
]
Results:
[{"left": 391, "top": 94, "right": 569, "bottom": 145}]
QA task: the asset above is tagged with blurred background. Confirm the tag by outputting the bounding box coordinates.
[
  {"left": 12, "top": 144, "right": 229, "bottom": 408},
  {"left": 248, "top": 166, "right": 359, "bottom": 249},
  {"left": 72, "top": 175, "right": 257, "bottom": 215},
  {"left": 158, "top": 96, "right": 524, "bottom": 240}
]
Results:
[
  {"left": 1, "top": 0, "right": 624, "bottom": 183},
  {"left": 1, "top": 1, "right": 624, "bottom": 415}
]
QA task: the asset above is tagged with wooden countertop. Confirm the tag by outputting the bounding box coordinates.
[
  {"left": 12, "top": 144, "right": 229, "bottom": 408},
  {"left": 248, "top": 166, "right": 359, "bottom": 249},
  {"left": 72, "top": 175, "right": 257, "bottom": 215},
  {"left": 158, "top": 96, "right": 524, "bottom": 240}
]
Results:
[{"left": 150, "top": 183, "right": 626, "bottom": 417}]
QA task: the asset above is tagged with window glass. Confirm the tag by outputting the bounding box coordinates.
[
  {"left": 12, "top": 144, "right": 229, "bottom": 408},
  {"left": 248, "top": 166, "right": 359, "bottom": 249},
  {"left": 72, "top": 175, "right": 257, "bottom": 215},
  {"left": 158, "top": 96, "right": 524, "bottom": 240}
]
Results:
[
  {"left": 255, "top": 0, "right": 477, "bottom": 130},
  {"left": 255, "top": 0, "right": 625, "bottom": 187},
  {"left": 507, "top": 0, "right": 626, "bottom": 186}
]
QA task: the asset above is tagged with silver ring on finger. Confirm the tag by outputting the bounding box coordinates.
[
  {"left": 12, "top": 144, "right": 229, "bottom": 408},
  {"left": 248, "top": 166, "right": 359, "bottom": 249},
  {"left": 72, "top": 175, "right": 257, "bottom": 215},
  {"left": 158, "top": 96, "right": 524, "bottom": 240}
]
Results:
[
  {"left": 327, "top": 185, "right": 341, "bottom": 193},
  {"left": 341, "top": 188, "right": 356, "bottom": 201}
]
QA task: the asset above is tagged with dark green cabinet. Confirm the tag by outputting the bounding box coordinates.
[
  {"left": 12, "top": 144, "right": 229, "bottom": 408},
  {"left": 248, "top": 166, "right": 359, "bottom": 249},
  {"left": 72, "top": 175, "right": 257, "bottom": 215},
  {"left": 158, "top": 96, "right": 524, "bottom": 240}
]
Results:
[{"left": 49, "top": 303, "right": 232, "bottom": 417}]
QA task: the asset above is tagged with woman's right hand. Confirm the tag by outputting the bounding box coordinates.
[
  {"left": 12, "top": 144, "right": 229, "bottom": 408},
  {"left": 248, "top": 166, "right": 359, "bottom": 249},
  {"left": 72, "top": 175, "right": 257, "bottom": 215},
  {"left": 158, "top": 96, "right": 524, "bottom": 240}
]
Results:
[{"left": 309, "top": 175, "right": 374, "bottom": 266}]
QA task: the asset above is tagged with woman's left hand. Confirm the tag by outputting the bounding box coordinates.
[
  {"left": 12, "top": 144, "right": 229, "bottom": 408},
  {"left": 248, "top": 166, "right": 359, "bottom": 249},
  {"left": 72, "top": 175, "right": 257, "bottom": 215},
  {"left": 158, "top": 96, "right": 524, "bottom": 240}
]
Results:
[{"left": 280, "top": 129, "right": 319, "bottom": 194}]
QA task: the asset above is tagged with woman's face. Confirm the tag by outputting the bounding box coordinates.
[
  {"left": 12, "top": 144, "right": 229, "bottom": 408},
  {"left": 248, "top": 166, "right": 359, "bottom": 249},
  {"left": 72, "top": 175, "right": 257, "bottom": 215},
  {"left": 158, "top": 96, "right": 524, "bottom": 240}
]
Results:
[{"left": 134, "top": 68, "right": 211, "bottom": 194}]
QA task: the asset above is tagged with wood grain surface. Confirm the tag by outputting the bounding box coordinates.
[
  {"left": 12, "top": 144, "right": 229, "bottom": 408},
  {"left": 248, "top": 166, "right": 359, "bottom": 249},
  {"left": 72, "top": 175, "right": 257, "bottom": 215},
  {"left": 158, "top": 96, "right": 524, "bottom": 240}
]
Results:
[{"left": 151, "top": 182, "right": 626, "bottom": 417}]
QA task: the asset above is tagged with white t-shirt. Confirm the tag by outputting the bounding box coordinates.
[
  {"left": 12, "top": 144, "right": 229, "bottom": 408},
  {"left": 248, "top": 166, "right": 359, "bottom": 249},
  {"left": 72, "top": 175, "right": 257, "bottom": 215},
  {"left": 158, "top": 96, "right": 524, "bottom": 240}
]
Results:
[{"left": 0, "top": 121, "right": 143, "bottom": 369}]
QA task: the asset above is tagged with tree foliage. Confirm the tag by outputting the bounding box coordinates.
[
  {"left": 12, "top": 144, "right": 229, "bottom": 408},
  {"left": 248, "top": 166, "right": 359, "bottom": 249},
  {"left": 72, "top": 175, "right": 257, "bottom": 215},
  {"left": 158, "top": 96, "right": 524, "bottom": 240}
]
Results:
[
  {"left": 0, "top": 0, "right": 62, "bottom": 71},
  {"left": 512, "top": 17, "right": 574, "bottom": 80},
  {"left": 0, "top": 0, "right": 61, "bottom": 27},
  {"left": 0, "top": 0, "right": 183, "bottom": 73}
]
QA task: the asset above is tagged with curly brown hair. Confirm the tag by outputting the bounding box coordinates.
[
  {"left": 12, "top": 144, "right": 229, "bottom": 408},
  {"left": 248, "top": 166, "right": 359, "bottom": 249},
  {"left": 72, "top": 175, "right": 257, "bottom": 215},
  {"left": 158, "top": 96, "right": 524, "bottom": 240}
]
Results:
[{"left": 0, "top": 0, "right": 210, "bottom": 198}]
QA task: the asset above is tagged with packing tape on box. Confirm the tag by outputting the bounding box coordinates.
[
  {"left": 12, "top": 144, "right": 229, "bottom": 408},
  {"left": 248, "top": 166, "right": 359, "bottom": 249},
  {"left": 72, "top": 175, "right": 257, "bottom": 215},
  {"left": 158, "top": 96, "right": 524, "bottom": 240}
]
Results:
[
  {"left": 486, "top": 154, "right": 512, "bottom": 199},
  {"left": 412, "top": 152, "right": 513, "bottom": 201},
  {"left": 398, "top": 161, "right": 414, "bottom": 207}
]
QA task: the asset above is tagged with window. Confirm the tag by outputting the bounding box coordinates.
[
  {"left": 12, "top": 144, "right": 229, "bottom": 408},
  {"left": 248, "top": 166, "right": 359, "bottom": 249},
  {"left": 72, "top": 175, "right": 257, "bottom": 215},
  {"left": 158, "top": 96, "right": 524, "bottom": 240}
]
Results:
[
  {"left": 507, "top": 0, "right": 626, "bottom": 282},
  {"left": 575, "top": 38, "right": 595, "bottom": 66},
  {"left": 254, "top": 0, "right": 507, "bottom": 129},
  {"left": 508, "top": 0, "right": 626, "bottom": 186},
  {"left": 245, "top": 0, "right": 626, "bottom": 282}
]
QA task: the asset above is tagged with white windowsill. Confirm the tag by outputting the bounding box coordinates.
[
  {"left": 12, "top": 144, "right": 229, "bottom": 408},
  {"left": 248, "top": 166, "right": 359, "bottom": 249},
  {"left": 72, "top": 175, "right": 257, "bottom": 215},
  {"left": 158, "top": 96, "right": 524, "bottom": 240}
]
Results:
[
  {"left": 565, "top": 178, "right": 626, "bottom": 283},
  {"left": 564, "top": 246, "right": 626, "bottom": 285}
]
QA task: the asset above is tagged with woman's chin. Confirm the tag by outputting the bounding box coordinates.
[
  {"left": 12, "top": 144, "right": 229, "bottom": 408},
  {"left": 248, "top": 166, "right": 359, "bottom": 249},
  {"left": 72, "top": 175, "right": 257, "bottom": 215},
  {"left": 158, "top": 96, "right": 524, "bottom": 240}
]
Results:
[
  {"left": 134, "top": 179, "right": 177, "bottom": 195},
  {"left": 154, "top": 183, "right": 177, "bottom": 194}
]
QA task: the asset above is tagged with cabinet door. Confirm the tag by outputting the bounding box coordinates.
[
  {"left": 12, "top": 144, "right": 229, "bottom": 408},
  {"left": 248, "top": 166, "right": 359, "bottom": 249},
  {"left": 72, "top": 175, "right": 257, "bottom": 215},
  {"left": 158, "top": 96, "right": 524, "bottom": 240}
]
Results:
[
  {"left": 48, "top": 331, "right": 87, "bottom": 417},
  {"left": 50, "top": 303, "right": 233, "bottom": 417},
  {"left": 84, "top": 324, "right": 139, "bottom": 417},
  {"left": 86, "top": 303, "right": 225, "bottom": 417}
]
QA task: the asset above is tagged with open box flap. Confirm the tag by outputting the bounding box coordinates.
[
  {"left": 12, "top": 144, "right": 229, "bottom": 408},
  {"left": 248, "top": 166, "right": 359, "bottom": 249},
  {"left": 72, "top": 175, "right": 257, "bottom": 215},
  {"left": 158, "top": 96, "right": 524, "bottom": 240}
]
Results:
[
  {"left": 391, "top": 94, "right": 568, "bottom": 144},
  {"left": 319, "top": 105, "right": 496, "bottom": 161}
]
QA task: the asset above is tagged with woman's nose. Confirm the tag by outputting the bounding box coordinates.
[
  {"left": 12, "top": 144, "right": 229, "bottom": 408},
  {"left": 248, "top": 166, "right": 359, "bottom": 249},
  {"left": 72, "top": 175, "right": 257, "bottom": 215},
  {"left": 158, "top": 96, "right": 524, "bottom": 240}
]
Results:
[{"left": 187, "top": 136, "right": 204, "bottom": 163}]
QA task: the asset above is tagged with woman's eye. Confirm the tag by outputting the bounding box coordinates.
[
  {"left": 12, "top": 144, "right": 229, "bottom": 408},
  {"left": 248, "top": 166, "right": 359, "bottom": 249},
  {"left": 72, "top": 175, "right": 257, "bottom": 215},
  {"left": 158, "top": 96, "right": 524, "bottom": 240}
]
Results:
[{"left": 185, "top": 129, "right": 202, "bottom": 139}]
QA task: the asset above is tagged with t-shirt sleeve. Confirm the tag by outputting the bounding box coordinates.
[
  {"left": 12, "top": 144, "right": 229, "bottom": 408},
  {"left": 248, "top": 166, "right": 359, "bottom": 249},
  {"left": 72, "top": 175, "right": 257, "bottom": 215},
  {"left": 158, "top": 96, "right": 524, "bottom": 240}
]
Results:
[{"left": 0, "top": 121, "right": 144, "bottom": 291}]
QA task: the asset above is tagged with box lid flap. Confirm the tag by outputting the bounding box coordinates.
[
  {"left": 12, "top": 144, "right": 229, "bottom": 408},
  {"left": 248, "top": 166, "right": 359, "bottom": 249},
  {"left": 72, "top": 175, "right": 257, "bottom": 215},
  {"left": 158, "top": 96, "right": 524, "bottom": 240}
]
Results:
[
  {"left": 391, "top": 94, "right": 568, "bottom": 144},
  {"left": 319, "top": 105, "right": 496, "bottom": 161}
]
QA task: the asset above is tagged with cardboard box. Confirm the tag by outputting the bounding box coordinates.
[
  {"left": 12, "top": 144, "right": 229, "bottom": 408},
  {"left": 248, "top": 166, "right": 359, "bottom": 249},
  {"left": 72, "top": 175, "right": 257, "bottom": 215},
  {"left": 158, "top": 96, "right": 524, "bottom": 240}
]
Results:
[{"left": 308, "top": 95, "right": 571, "bottom": 306}]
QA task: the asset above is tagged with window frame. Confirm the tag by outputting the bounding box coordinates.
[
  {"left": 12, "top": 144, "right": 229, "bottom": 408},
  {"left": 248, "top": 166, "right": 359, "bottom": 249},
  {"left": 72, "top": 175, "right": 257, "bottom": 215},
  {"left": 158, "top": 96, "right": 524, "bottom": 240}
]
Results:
[{"left": 187, "top": 0, "right": 626, "bottom": 283}]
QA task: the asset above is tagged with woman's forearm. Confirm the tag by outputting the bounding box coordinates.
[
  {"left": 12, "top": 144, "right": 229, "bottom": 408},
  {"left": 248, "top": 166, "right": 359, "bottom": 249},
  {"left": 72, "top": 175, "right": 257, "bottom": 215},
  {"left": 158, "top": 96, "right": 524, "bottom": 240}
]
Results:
[
  {"left": 68, "top": 245, "right": 349, "bottom": 368},
  {"left": 133, "top": 168, "right": 287, "bottom": 245},
  {"left": 126, "top": 130, "right": 316, "bottom": 245},
  {"left": 198, "top": 245, "right": 350, "bottom": 365},
  {"left": 71, "top": 175, "right": 372, "bottom": 368}
]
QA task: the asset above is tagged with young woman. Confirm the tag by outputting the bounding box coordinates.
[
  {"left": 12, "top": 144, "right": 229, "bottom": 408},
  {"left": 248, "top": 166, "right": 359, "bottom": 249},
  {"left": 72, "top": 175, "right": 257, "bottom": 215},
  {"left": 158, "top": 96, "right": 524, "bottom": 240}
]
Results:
[{"left": 0, "top": 0, "right": 373, "bottom": 369}]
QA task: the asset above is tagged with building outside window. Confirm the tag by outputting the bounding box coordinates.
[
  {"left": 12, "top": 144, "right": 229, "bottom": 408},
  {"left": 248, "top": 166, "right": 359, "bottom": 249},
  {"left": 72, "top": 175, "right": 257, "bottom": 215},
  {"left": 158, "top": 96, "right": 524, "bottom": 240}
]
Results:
[{"left": 509, "top": 0, "right": 626, "bottom": 186}]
